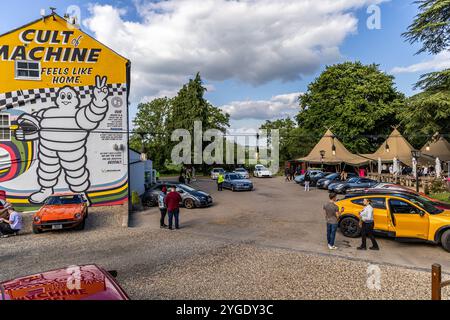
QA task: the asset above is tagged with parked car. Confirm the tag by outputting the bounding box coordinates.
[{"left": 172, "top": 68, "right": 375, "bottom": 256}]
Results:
[
  {"left": 211, "top": 168, "right": 225, "bottom": 180},
  {"left": 32, "top": 193, "right": 88, "bottom": 234},
  {"left": 346, "top": 188, "right": 450, "bottom": 210},
  {"left": 328, "top": 177, "right": 377, "bottom": 194},
  {"left": 143, "top": 182, "right": 213, "bottom": 209},
  {"left": 294, "top": 170, "right": 323, "bottom": 185},
  {"left": 222, "top": 173, "right": 253, "bottom": 191},
  {"left": 233, "top": 167, "right": 250, "bottom": 179},
  {"left": 316, "top": 172, "right": 357, "bottom": 189},
  {"left": 253, "top": 164, "right": 272, "bottom": 178},
  {"left": 336, "top": 192, "right": 450, "bottom": 252},
  {"left": 0, "top": 264, "right": 129, "bottom": 300}
]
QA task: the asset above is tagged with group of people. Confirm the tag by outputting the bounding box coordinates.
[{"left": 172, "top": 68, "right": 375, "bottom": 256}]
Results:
[
  {"left": 0, "top": 191, "right": 22, "bottom": 238},
  {"left": 157, "top": 185, "right": 182, "bottom": 230},
  {"left": 323, "top": 193, "right": 379, "bottom": 251},
  {"left": 284, "top": 167, "right": 296, "bottom": 181}
]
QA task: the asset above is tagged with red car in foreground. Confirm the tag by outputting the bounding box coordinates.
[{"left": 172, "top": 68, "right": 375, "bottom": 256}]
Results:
[{"left": 0, "top": 265, "right": 129, "bottom": 300}]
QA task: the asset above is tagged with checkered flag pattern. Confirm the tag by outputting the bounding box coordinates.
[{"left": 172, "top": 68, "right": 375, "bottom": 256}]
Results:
[{"left": 0, "top": 83, "right": 127, "bottom": 110}]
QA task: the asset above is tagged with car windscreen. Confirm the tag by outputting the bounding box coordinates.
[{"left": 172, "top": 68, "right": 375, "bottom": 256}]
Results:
[
  {"left": 347, "top": 178, "right": 358, "bottom": 183},
  {"left": 178, "top": 184, "right": 196, "bottom": 192},
  {"left": 46, "top": 195, "right": 83, "bottom": 205},
  {"left": 325, "top": 173, "right": 338, "bottom": 179},
  {"left": 398, "top": 195, "right": 444, "bottom": 214},
  {"left": 235, "top": 169, "right": 246, "bottom": 172},
  {"left": 228, "top": 174, "right": 242, "bottom": 180}
]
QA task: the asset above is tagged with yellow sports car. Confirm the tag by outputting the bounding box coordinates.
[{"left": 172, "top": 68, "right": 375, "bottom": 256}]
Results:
[{"left": 336, "top": 192, "right": 450, "bottom": 252}]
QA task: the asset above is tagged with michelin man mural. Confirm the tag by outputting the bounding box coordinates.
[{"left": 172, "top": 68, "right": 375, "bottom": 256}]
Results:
[{"left": 14, "top": 75, "right": 110, "bottom": 205}]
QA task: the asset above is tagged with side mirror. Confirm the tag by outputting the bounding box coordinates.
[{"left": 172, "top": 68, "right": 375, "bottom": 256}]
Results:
[{"left": 419, "top": 210, "right": 425, "bottom": 217}]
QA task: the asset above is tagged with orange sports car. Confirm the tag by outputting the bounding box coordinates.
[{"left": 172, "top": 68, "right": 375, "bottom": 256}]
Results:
[{"left": 32, "top": 193, "right": 88, "bottom": 234}]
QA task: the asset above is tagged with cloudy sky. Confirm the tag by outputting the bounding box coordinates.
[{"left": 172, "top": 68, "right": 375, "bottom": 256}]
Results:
[{"left": 0, "top": 0, "right": 445, "bottom": 132}]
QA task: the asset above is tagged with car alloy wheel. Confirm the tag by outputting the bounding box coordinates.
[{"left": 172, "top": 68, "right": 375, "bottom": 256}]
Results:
[
  {"left": 184, "top": 198, "right": 195, "bottom": 209},
  {"left": 340, "top": 217, "right": 361, "bottom": 238}
]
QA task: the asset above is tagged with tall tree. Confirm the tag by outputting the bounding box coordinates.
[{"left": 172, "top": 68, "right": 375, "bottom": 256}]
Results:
[
  {"left": 297, "top": 62, "right": 405, "bottom": 153},
  {"left": 260, "top": 118, "right": 316, "bottom": 165},
  {"left": 130, "top": 97, "right": 171, "bottom": 168},
  {"left": 398, "top": 0, "right": 450, "bottom": 144}
]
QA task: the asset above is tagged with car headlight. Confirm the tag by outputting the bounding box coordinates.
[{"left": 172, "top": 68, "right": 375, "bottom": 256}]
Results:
[
  {"left": 33, "top": 216, "right": 41, "bottom": 223},
  {"left": 74, "top": 213, "right": 82, "bottom": 220}
]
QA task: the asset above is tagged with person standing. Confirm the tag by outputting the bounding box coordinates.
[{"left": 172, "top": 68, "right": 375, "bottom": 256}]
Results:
[
  {"left": 304, "top": 171, "right": 311, "bottom": 191},
  {"left": 323, "top": 193, "right": 344, "bottom": 250},
  {"left": 0, "top": 207, "right": 22, "bottom": 237},
  {"left": 164, "top": 186, "right": 182, "bottom": 230},
  {"left": 357, "top": 198, "right": 379, "bottom": 250},
  {"left": 217, "top": 172, "right": 225, "bottom": 191},
  {"left": 158, "top": 186, "right": 168, "bottom": 228}
]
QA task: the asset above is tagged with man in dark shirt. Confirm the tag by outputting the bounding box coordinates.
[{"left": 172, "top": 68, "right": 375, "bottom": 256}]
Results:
[
  {"left": 164, "top": 186, "right": 182, "bottom": 230},
  {"left": 323, "top": 193, "right": 343, "bottom": 250}
]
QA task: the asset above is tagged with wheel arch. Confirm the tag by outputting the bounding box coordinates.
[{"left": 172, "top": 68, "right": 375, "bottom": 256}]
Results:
[
  {"left": 338, "top": 213, "right": 360, "bottom": 226},
  {"left": 434, "top": 225, "right": 450, "bottom": 243}
]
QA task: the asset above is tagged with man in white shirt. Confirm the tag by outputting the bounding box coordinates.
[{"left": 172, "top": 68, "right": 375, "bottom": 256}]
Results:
[{"left": 357, "top": 198, "right": 379, "bottom": 251}]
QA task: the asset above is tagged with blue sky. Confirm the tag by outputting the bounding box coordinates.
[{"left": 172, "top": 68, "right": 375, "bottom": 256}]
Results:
[{"left": 0, "top": 1, "right": 444, "bottom": 131}]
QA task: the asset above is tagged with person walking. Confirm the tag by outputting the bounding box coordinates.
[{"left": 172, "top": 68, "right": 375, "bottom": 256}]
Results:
[
  {"left": 0, "top": 207, "right": 22, "bottom": 237},
  {"left": 164, "top": 186, "right": 182, "bottom": 230},
  {"left": 357, "top": 198, "right": 379, "bottom": 250},
  {"left": 304, "top": 171, "right": 311, "bottom": 191},
  {"left": 284, "top": 167, "right": 290, "bottom": 182},
  {"left": 323, "top": 193, "right": 344, "bottom": 250},
  {"left": 217, "top": 172, "right": 225, "bottom": 191},
  {"left": 158, "top": 186, "right": 168, "bottom": 228}
]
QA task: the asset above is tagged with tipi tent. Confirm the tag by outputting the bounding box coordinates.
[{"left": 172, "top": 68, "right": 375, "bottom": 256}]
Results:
[
  {"left": 299, "top": 129, "right": 369, "bottom": 166},
  {"left": 362, "top": 128, "right": 432, "bottom": 167},
  {"left": 421, "top": 135, "right": 450, "bottom": 162}
]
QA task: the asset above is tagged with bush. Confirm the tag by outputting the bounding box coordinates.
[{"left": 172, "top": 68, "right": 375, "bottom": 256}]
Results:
[{"left": 429, "top": 179, "right": 447, "bottom": 194}]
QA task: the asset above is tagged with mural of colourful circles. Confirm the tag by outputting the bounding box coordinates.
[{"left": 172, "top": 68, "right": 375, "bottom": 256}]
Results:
[{"left": 0, "top": 139, "right": 36, "bottom": 182}]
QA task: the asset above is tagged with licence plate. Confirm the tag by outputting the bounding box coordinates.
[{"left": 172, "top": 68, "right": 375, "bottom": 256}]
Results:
[{"left": 52, "top": 224, "right": 63, "bottom": 230}]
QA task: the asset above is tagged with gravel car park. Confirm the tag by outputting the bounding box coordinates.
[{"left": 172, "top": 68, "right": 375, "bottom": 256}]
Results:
[{"left": 1, "top": 177, "right": 450, "bottom": 300}]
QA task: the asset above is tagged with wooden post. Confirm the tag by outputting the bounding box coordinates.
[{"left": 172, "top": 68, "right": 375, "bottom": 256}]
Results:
[{"left": 432, "top": 264, "right": 442, "bottom": 300}]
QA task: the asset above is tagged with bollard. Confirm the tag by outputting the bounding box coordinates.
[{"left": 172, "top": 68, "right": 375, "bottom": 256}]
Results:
[
  {"left": 432, "top": 264, "right": 442, "bottom": 300},
  {"left": 432, "top": 263, "right": 450, "bottom": 300}
]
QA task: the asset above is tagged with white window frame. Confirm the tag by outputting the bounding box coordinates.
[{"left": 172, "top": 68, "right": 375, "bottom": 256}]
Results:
[
  {"left": 0, "top": 114, "right": 11, "bottom": 141},
  {"left": 14, "top": 60, "right": 41, "bottom": 81}
]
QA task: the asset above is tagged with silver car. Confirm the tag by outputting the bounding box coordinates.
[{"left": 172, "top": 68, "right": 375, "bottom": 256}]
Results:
[
  {"left": 211, "top": 168, "right": 225, "bottom": 180},
  {"left": 233, "top": 168, "right": 250, "bottom": 179}
]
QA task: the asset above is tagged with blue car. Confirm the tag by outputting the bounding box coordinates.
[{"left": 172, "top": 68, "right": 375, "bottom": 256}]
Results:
[{"left": 223, "top": 173, "right": 253, "bottom": 191}]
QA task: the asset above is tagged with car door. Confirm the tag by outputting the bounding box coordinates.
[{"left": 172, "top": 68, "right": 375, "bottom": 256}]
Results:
[
  {"left": 352, "top": 197, "right": 389, "bottom": 231},
  {"left": 387, "top": 198, "right": 430, "bottom": 239}
]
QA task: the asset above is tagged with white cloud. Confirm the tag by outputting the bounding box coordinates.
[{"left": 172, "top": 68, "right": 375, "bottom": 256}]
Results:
[
  {"left": 221, "top": 92, "right": 300, "bottom": 120},
  {"left": 391, "top": 51, "right": 450, "bottom": 74},
  {"left": 84, "top": 0, "right": 383, "bottom": 104}
]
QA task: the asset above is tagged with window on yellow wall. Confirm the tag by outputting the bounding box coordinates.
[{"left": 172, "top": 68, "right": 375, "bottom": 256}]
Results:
[
  {"left": 15, "top": 60, "right": 41, "bottom": 81},
  {"left": 0, "top": 114, "right": 11, "bottom": 141}
]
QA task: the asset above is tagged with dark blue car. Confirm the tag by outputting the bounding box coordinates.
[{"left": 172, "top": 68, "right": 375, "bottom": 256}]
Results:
[
  {"left": 223, "top": 173, "right": 253, "bottom": 191},
  {"left": 328, "top": 177, "right": 378, "bottom": 194}
]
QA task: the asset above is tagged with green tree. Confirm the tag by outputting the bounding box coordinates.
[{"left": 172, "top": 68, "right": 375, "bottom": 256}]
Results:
[
  {"left": 403, "top": 0, "right": 450, "bottom": 55},
  {"left": 398, "top": 0, "right": 450, "bottom": 144},
  {"left": 130, "top": 97, "right": 171, "bottom": 169},
  {"left": 297, "top": 62, "right": 405, "bottom": 153},
  {"left": 260, "top": 118, "right": 316, "bottom": 166}
]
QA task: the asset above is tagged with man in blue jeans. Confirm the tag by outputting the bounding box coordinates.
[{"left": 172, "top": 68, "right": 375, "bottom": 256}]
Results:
[
  {"left": 323, "top": 193, "right": 344, "bottom": 250},
  {"left": 164, "top": 186, "right": 182, "bottom": 230}
]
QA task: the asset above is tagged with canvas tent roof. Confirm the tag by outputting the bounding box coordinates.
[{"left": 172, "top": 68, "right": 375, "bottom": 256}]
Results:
[
  {"left": 361, "top": 128, "right": 433, "bottom": 167},
  {"left": 421, "top": 135, "right": 450, "bottom": 162},
  {"left": 298, "top": 129, "right": 369, "bottom": 166}
]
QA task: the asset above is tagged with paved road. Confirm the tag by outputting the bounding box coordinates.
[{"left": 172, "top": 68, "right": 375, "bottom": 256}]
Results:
[{"left": 1, "top": 176, "right": 449, "bottom": 299}]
